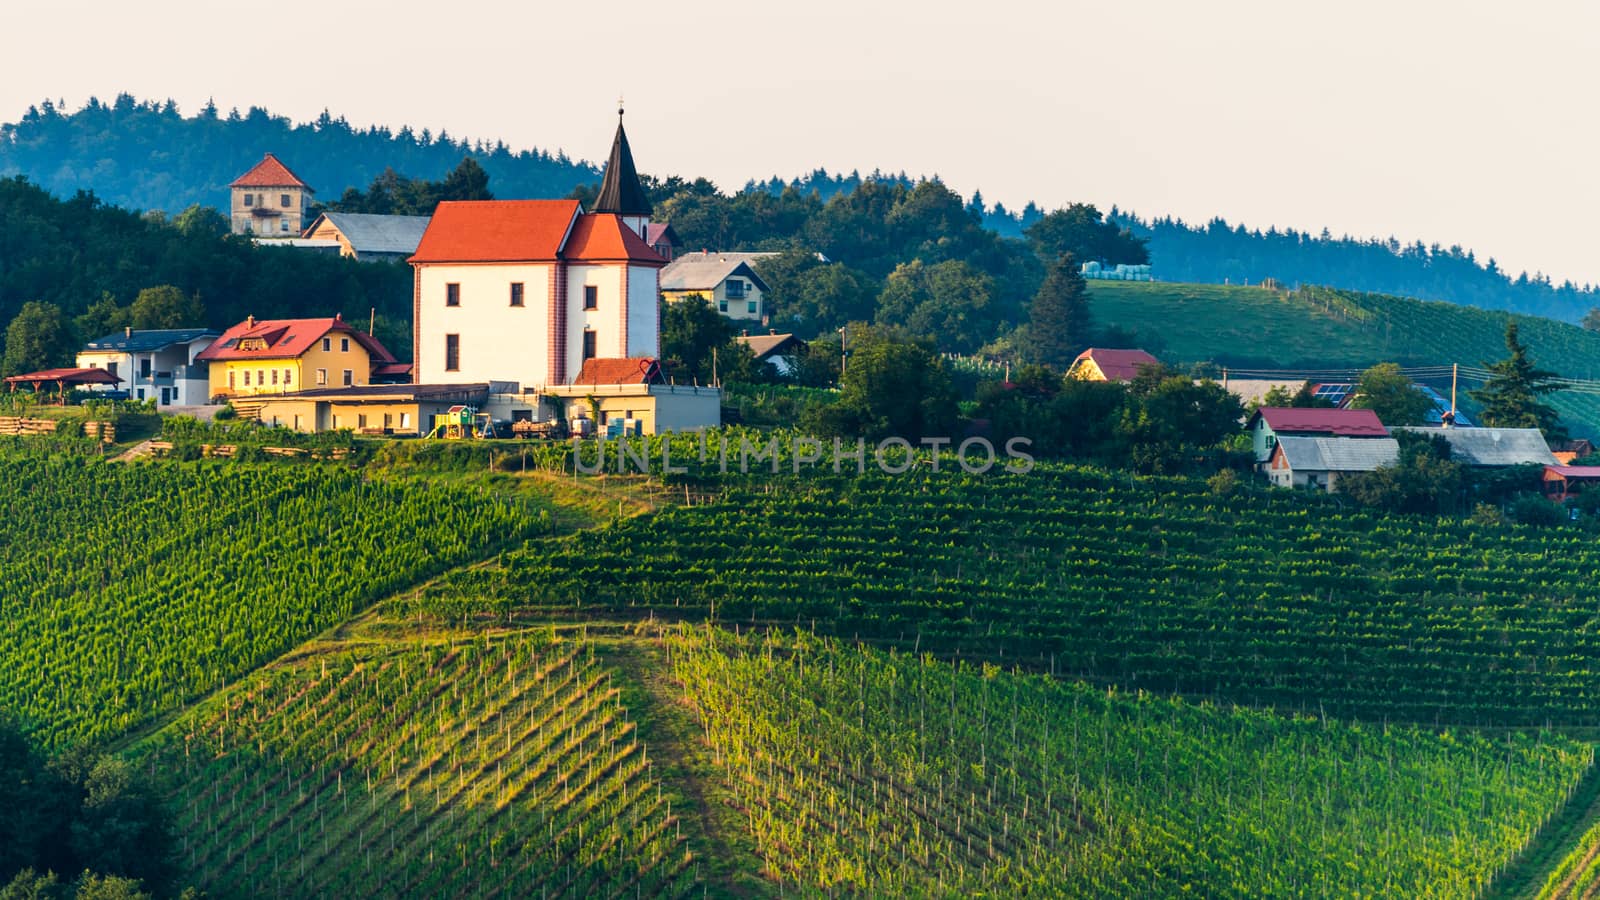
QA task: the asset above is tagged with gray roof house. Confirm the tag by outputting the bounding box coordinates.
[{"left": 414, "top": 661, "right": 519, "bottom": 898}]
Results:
[
  {"left": 76, "top": 327, "right": 220, "bottom": 406},
  {"left": 660, "top": 252, "right": 775, "bottom": 321},
  {"left": 1267, "top": 436, "right": 1400, "bottom": 492},
  {"left": 1392, "top": 426, "right": 1558, "bottom": 467},
  {"left": 302, "top": 212, "right": 432, "bottom": 262}
]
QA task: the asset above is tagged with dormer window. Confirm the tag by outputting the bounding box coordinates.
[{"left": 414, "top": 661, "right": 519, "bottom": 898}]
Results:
[{"left": 238, "top": 337, "right": 269, "bottom": 351}]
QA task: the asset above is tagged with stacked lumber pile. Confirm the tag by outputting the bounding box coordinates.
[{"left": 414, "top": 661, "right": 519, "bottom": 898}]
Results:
[{"left": 0, "top": 417, "right": 60, "bottom": 436}]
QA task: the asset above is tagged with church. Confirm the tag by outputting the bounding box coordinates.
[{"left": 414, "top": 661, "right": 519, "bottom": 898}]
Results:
[
  {"left": 407, "top": 111, "right": 720, "bottom": 434},
  {"left": 411, "top": 111, "right": 662, "bottom": 388}
]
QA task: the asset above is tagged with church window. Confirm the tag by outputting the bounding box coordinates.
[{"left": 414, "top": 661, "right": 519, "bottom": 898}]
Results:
[
  {"left": 446, "top": 283, "right": 461, "bottom": 307},
  {"left": 510, "top": 283, "right": 524, "bottom": 307},
  {"left": 582, "top": 330, "right": 597, "bottom": 361},
  {"left": 445, "top": 334, "right": 460, "bottom": 372},
  {"left": 583, "top": 285, "right": 598, "bottom": 310}
]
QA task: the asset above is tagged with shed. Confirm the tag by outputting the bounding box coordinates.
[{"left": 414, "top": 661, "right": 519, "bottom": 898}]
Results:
[
  {"left": 1544, "top": 465, "right": 1600, "bottom": 503},
  {"left": 1268, "top": 436, "right": 1400, "bottom": 492}
]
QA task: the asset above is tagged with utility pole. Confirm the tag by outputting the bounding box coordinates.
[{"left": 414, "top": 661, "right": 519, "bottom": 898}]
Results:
[
  {"left": 712, "top": 346, "right": 718, "bottom": 388},
  {"left": 1451, "top": 362, "right": 1458, "bottom": 415},
  {"left": 838, "top": 324, "right": 848, "bottom": 381},
  {"left": 369, "top": 307, "right": 376, "bottom": 336},
  {"left": 1222, "top": 367, "right": 1229, "bottom": 391}
]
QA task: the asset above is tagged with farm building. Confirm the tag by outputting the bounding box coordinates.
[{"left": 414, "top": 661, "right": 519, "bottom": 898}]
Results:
[
  {"left": 1543, "top": 465, "right": 1600, "bottom": 503},
  {"left": 251, "top": 383, "right": 489, "bottom": 436},
  {"left": 1551, "top": 439, "right": 1595, "bottom": 464},
  {"left": 659, "top": 251, "right": 774, "bottom": 322},
  {"left": 196, "top": 314, "right": 407, "bottom": 403},
  {"left": 300, "top": 212, "right": 432, "bottom": 262},
  {"left": 1067, "top": 348, "right": 1160, "bottom": 383},
  {"left": 1391, "top": 427, "right": 1557, "bottom": 467},
  {"left": 1248, "top": 407, "right": 1389, "bottom": 467},
  {"left": 1267, "top": 436, "right": 1400, "bottom": 492},
  {"left": 76, "top": 327, "right": 219, "bottom": 406}
]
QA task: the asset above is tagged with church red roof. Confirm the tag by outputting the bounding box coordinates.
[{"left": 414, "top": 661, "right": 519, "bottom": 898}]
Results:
[
  {"left": 196, "top": 316, "right": 396, "bottom": 364},
  {"left": 230, "top": 153, "right": 312, "bottom": 189},
  {"left": 410, "top": 200, "right": 582, "bottom": 264},
  {"left": 564, "top": 214, "right": 667, "bottom": 265},
  {"left": 571, "top": 357, "right": 660, "bottom": 385}
]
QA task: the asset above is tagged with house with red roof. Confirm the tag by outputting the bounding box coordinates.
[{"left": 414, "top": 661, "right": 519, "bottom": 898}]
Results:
[
  {"left": 1067, "top": 348, "right": 1161, "bottom": 383},
  {"left": 230, "top": 153, "right": 314, "bottom": 238},
  {"left": 407, "top": 109, "right": 720, "bottom": 434},
  {"left": 1246, "top": 407, "right": 1389, "bottom": 467},
  {"left": 195, "top": 313, "right": 402, "bottom": 402}
]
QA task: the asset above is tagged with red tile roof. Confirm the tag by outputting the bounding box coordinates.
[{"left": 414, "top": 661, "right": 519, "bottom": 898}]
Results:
[
  {"left": 1249, "top": 407, "right": 1389, "bottom": 437},
  {"left": 409, "top": 200, "right": 582, "bottom": 264},
  {"left": 645, "top": 223, "right": 678, "bottom": 247},
  {"left": 571, "top": 357, "right": 661, "bottom": 385},
  {"left": 1072, "top": 348, "right": 1160, "bottom": 382},
  {"left": 230, "top": 153, "right": 312, "bottom": 189},
  {"left": 195, "top": 316, "right": 396, "bottom": 364},
  {"left": 564, "top": 214, "right": 667, "bottom": 265},
  {"left": 371, "top": 362, "right": 414, "bottom": 377},
  {"left": 4, "top": 367, "right": 122, "bottom": 386}
]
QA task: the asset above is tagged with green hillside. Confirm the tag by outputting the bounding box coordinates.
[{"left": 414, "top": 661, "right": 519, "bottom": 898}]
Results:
[{"left": 1089, "top": 281, "right": 1600, "bottom": 435}]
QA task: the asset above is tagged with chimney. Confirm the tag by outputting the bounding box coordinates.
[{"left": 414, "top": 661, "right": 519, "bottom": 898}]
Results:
[
  {"left": 124, "top": 326, "right": 132, "bottom": 339},
  {"left": 769, "top": 328, "right": 777, "bottom": 335},
  {"left": 245, "top": 315, "right": 256, "bottom": 329},
  {"left": 334, "top": 312, "right": 342, "bottom": 322},
  {"left": 741, "top": 329, "right": 749, "bottom": 337}
]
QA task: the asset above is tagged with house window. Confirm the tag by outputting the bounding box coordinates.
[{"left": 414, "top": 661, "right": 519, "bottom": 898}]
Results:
[
  {"left": 243, "top": 193, "right": 254, "bottom": 207},
  {"left": 401, "top": 412, "right": 411, "bottom": 429},
  {"left": 582, "top": 330, "right": 597, "bottom": 361},
  {"left": 271, "top": 370, "right": 278, "bottom": 385},
  {"left": 257, "top": 370, "right": 265, "bottom": 386},
  {"left": 510, "top": 282, "right": 524, "bottom": 307},
  {"left": 280, "top": 193, "right": 291, "bottom": 208},
  {"left": 747, "top": 301, "right": 757, "bottom": 315},
  {"left": 316, "top": 368, "right": 327, "bottom": 385},
  {"left": 583, "top": 285, "right": 598, "bottom": 310},
  {"left": 139, "top": 358, "right": 152, "bottom": 378},
  {"left": 358, "top": 414, "right": 367, "bottom": 429},
  {"left": 284, "top": 369, "right": 292, "bottom": 386},
  {"left": 332, "top": 415, "right": 340, "bottom": 429},
  {"left": 243, "top": 371, "right": 251, "bottom": 386},
  {"left": 383, "top": 413, "right": 393, "bottom": 429},
  {"left": 342, "top": 369, "right": 354, "bottom": 386},
  {"left": 726, "top": 279, "right": 745, "bottom": 299},
  {"left": 228, "top": 371, "right": 236, "bottom": 389},
  {"left": 322, "top": 337, "right": 331, "bottom": 352},
  {"left": 340, "top": 338, "right": 350, "bottom": 353},
  {"left": 445, "top": 334, "right": 460, "bottom": 372},
  {"left": 446, "top": 283, "right": 461, "bottom": 307},
  {"left": 106, "top": 361, "right": 118, "bottom": 379},
  {"left": 293, "top": 415, "right": 302, "bottom": 430},
  {"left": 280, "top": 221, "right": 289, "bottom": 233},
  {"left": 719, "top": 299, "right": 728, "bottom": 313}
]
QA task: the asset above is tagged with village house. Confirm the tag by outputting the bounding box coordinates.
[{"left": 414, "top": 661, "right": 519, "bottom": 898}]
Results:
[
  {"left": 1067, "top": 348, "right": 1161, "bottom": 383},
  {"left": 1550, "top": 439, "right": 1595, "bottom": 465},
  {"left": 300, "top": 212, "right": 432, "bottom": 262},
  {"left": 195, "top": 314, "right": 406, "bottom": 403},
  {"left": 406, "top": 109, "right": 719, "bottom": 435},
  {"left": 735, "top": 331, "right": 808, "bottom": 377},
  {"left": 1266, "top": 435, "right": 1401, "bottom": 491},
  {"left": 1248, "top": 407, "right": 1389, "bottom": 468},
  {"left": 76, "top": 327, "right": 218, "bottom": 406},
  {"left": 230, "top": 153, "right": 314, "bottom": 237},
  {"left": 644, "top": 223, "right": 680, "bottom": 261},
  {"left": 659, "top": 251, "right": 773, "bottom": 322}
]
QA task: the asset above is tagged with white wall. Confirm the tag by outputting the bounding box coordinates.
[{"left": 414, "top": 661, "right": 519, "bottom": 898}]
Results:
[
  {"left": 627, "top": 265, "right": 660, "bottom": 358},
  {"left": 417, "top": 263, "right": 553, "bottom": 387},
  {"left": 565, "top": 264, "right": 623, "bottom": 378}
]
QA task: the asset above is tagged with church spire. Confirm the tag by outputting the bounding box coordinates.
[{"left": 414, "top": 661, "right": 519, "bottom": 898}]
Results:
[{"left": 593, "top": 104, "right": 652, "bottom": 217}]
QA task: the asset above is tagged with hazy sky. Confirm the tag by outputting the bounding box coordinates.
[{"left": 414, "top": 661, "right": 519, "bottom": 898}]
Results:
[{"left": 6, "top": 0, "right": 1599, "bottom": 284}]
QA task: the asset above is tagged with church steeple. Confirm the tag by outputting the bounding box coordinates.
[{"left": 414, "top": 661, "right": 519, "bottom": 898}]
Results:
[{"left": 593, "top": 105, "right": 652, "bottom": 218}]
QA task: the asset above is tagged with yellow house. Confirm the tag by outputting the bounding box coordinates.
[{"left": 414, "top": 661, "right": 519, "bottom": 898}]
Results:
[
  {"left": 1067, "top": 348, "right": 1161, "bottom": 383},
  {"left": 195, "top": 314, "right": 407, "bottom": 402},
  {"left": 659, "top": 251, "right": 773, "bottom": 322}
]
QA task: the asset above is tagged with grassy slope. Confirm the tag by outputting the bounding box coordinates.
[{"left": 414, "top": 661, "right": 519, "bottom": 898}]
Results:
[{"left": 1089, "top": 281, "right": 1600, "bottom": 435}]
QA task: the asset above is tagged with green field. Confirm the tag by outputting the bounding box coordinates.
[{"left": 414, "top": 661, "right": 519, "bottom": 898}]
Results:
[{"left": 1089, "top": 281, "right": 1600, "bottom": 435}]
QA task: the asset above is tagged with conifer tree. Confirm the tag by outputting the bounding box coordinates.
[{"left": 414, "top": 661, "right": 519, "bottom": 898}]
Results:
[
  {"left": 1469, "top": 321, "right": 1565, "bottom": 438},
  {"left": 1026, "top": 253, "right": 1092, "bottom": 370}
]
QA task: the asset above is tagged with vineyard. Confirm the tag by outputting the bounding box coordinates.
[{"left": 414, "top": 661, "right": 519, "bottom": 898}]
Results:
[
  {"left": 401, "top": 464, "right": 1600, "bottom": 727},
  {"left": 0, "top": 456, "right": 547, "bottom": 746},
  {"left": 1088, "top": 281, "right": 1600, "bottom": 436},
  {"left": 140, "top": 635, "right": 693, "bottom": 899},
  {"left": 666, "top": 627, "right": 1588, "bottom": 896}
]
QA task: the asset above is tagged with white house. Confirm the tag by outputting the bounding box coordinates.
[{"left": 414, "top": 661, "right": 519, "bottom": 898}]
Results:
[
  {"left": 76, "top": 327, "right": 219, "bottom": 406},
  {"left": 408, "top": 111, "right": 720, "bottom": 434}
]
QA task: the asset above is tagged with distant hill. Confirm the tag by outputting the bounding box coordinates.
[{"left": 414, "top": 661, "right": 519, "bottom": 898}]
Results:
[
  {"left": 1088, "top": 280, "right": 1600, "bottom": 437},
  {"left": 0, "top": 95, "right": 596, "bottom": 214}
]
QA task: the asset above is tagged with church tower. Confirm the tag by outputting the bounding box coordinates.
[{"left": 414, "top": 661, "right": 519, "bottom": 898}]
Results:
[{"left": 592, "top": 107, "right": 652, "bottom": 239}]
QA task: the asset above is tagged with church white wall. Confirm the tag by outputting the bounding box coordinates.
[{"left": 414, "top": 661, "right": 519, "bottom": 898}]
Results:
[
  {"left": 566, "top": 264, "right": 624, "bottom": 377},
  {"left": 627, "top": 265, "right": 661, "bottom": 358},
  {"left": 417, "top": 263, "right": 552, "bottom": 388}
]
